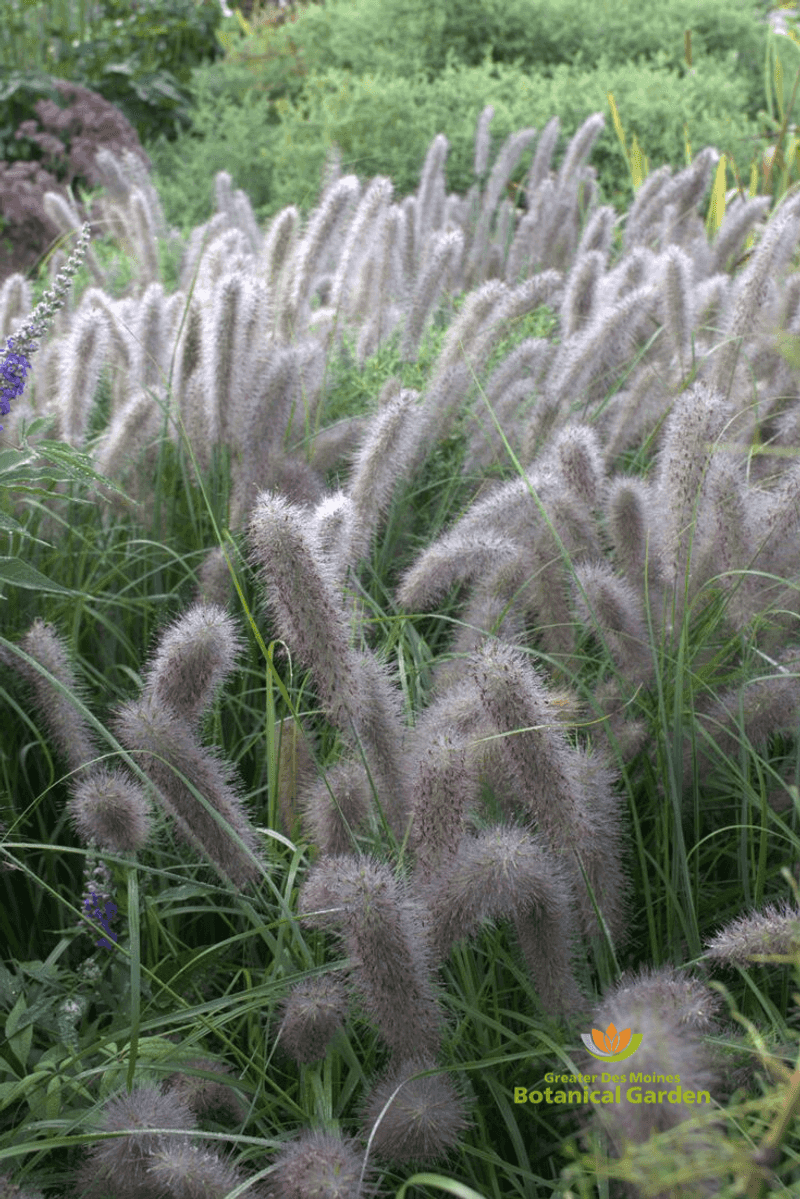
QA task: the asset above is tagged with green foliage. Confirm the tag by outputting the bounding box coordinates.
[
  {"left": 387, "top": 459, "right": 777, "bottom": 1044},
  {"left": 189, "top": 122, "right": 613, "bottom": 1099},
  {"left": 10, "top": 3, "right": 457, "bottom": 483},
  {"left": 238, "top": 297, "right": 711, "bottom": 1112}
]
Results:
[
  {"left": 143, "top": 60, "right": 281, "bottom": 236},
  {"left": 4, "top": 3, "right": 800, "bottom": 1195},
  {"left": 229, "top": 0, "right": 771, "bottom": 115},
  {"left": 0, "top": 0, "right": 225, "bottom": 146},
  {"left": 143, "top": 0, "right": 778, "bottom": 239},
  {"left": 0, "top": 71, "right": 65, "bottom": 169},
  {"left": 263, "top": 50, "right": 766, "bottom": 222}
]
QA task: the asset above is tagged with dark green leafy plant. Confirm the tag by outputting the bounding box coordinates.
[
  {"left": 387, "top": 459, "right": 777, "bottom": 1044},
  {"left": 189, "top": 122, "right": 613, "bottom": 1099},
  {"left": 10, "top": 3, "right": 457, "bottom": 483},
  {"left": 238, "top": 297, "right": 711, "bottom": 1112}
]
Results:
[{"left": 1, "top": 0, "right": 225, "bottom": 146}]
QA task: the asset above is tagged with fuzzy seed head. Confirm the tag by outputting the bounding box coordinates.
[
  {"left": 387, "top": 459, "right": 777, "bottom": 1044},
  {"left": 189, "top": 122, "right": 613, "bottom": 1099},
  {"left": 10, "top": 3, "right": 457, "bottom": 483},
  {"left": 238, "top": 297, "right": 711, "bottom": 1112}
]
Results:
[
  {"left": 247, "top": 491, "right": 361, "bottom": 730},
  {"left": 362, "top": 1060, "right": 470, "bottom": 1164},
  {"left": 425, "top": 825, "right": 582, "bottom": 1013},
  {"left": 270, "top": 1129, "right": 367, "bottom": 1199},
  {"left": 143, "top": 604, "right": 244, "bottom": 729},
  {"left": 585, "top": 966, "right": 720, "bottom": 1147},
  {"left": 77, "top": 1086, "right": 196, "bottom": 1199},
  {"left": 164, "top": 1058, "right": 245, "bottom": 1125},
  {"left": 18, "top": 619, "right": 99, "bottom": 774},
  {"left": 299, "top": 856, "right": 441, "bottom": 1058},
  {"left": 278, "top": 976, "right": 350, "bottom": 1063},
  {"left": 113, "top": 694, "right": 263, "bottom": 888},
  {"left": 68, "top": 766, "right": 151, "bottom": 854},
  {"left": 705, "top": 900, "right": 800, "bottom": 964},
  {"left": 145, "top": 1139, "right": 249, "bottom": 1199}
]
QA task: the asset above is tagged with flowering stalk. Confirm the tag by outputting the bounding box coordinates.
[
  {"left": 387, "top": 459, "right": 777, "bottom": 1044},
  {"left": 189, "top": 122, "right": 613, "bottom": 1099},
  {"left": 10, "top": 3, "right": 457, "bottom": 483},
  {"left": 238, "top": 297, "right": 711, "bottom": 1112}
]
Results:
[{"left": 0, "top": 223, "right": 92, "bottom": 429}]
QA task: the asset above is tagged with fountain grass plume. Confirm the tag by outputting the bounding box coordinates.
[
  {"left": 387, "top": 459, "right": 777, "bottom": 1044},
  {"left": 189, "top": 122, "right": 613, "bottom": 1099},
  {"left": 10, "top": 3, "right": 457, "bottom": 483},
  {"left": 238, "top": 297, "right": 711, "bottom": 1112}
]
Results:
[
  {"left": 129, "top": 187, "right": 161, "bottom": 286},
  {"left": 710, "top": 193, "right": 800, "bottom": 398},
  {"left": 584, "top": 965, "right": 720, "bottom": 1152},
  {"left": 278, "top": 974, "right": 350, "bottom": 1063},
  {"left": 299, "top": 855, "right": 442, "bottom": 1060},
  {"left": 249, "top": 491, "right": 409, "bottom": 835},
  {"left": 357, "top": 203, "right": 404, "bottom": 365},
  {"left": 467, "top": 639, "right": 628, "bottom": 941},
  {"left": 571, "top": 561, "right": 652, "bottom": 686},
  {"left": 543, "top": 283, "right": 661, "bottom": 411},
  {"left": 575, "top": 203, "right": 616, "bottom": 259},
  {"left": 0, "top": 272, "right": 31, "bottom": 342},
  {"left": 689, "top": 647, "right": 800, "bottom": 783},
  {"left": 330, "top": 176, "right": 393, "bottom": 315},
  {"left": 467, "top": 127, "right": 538, "bottom": 284},
  {"left": 346, "top": 389, "right": 422, "bottom": 562},
  {"left": 524, "top": 114, "right": 560, "bottom": 196},
  {"left": 204, "top": 272, "right": 247, "bottom": 447},
  {"left": 227, "top": 351, "right": 309, "bottom": 524},
  {"left": 17, "top": 619, "right": 99, "bottom": 775},
  {"left": 414, "top": 133, "right": 449, "bottom": 252},
  {"left": 424, "top": 825, "right": 584, "bottom": 1017},
  {"left": 409, "top": 727, "right": 478, "bottom": 882},
  {"left": 282, "top": 175, "right": 362, "bottom": 337},
  {"left": 269, "top": 1129, "right": 368, "bottom": 1199},
  {"left": 300, "top": 758, "right": 373, "bottom": 854},
  {"left": 68, "top": 765, "right": 151, "bottom": 855},
  {"left": 261, "top": 203, "right": 300, "bottom": 289},
  {"left": 704, "top": 899, "right": 800, "bottom": 964},
  {"left": 172, "top": 291, "right": 203, "bottom": 407},
  {"left": 248, "top": 490, "right": 362, "bottom": 729},
  {"left": 133, "top": 281, "right": 166, "bottom": 393},
  {"left": 559, "top": 249, "right": 606, "bottom": 339},
  {"left": 622, "top": 163, "right": 673, "bottom": 251},
  {"left": 556, "top": 112, "right": 605, "bottom": 190},
  {"left": 551, "top": 423, "right": 605, "bottom": 509},
  {"left": 94, "top": 389, "right": 162, "bottom": 502},
  {"left": 396, "top": 473, "right": 536, "bottom": 609},
  {"left": 652, "top": 378, "right": 730, "bottom": 592},
  {"left": 709, "top": 193, "right": 772, "bottom": 275},
  {"left": 75, "top": 1085, "right": 197, "bottom": 1199},
  {"left": 144, "top": 1139, "right": 252, "bottom": 1199},
  {"left": 464, "top": 337, "right": 553, "bottom": 470},
  {"left": 696, "top": 454, "right": 756, "bottom": 629},
  {"left": 349, "top": 649, "right": 411, "bottom": 833},
  {"left": 604, "top": 476, "right": 665, "bottom": 597},
  {"left": 399, "top": 229, "right": 464, "bottom": 364},
  {"left": 141, "top": 603, "right": 244, "bottom": 732},
  {"left": 431, "top": 279, "right": 507, "bottom": 380},
  {"left": 506, "top": 176, "right": 556, "bottom": 281},
  {"left": 163, "top": 1058, "right": 246, "bottom": 1126},
  {"left": 361, "top": 1059, "right": 470, "bottom": 1165},
  {"left": 473, "top": 104, "right": 494, "bottom": 179},
  {"left": 396, "top": 527, "right": 519, "bottom": 611},
  {"left": 660, "top": 244, "right": 695, "bottom": 373},
  {"left": 113, "top": 693, "right": 264, "bottom": 889}
]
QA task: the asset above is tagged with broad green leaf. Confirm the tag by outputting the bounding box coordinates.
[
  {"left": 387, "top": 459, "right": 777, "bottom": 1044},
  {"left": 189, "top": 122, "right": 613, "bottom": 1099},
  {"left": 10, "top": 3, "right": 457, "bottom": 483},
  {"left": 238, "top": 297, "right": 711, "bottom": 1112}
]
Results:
[
  {"left": 0, "top": 558, "right": 76, "bottom": 593},
  {"left": 5, "top": 994, "right": 32, "bottom": 1070},
  {"left": 4, "top": 993, "right": 27, "bottom": 1039},
  {"left": 45, "top": 1074, "right": 61, "bottom": 1120},
  {"left": 0, "top": 511, "right": 25, "bottom": 533},
  {"left": 0, "top": 964, "right": 22, "bottom": 1009}
]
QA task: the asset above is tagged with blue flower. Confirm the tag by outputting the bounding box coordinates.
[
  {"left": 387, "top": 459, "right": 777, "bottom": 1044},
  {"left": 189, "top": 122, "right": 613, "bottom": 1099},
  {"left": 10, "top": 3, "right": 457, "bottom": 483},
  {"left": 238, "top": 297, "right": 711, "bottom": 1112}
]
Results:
[
  {"left": 0, "top": 222, "right": 91, "bottom": 432},
  {"left": 0, "top": 337, "right": 32, "bottom": 427}
]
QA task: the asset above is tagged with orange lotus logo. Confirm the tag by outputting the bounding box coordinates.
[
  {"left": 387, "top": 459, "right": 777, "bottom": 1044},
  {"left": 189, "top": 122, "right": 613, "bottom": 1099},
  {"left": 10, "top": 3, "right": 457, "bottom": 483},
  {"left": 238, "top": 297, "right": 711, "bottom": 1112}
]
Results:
[{"left": 580, "top": 1022, "right": 643, "bottom": 1061}]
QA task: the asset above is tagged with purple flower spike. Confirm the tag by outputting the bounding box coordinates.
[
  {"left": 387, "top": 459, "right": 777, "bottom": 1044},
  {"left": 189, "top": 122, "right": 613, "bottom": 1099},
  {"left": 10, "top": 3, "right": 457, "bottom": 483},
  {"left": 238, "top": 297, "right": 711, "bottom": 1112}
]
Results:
[
  {"left": 0, "top": 222, "right": 91, "bottom": 431},
  {"left": 0, "top": 337, "right": 32, "bottom": 426}
]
